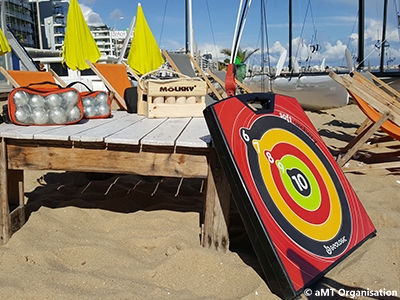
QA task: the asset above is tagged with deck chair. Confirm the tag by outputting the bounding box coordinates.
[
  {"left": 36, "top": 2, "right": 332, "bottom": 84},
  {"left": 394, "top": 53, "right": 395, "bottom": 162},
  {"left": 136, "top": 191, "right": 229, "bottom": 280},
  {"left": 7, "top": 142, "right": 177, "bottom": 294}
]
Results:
[
  {"left": 0, "top": 66, "right": 67, "bottom": 88},
  {"left": 207, "top": 69, "right": 253, "bottom": 97},
  {"left": 329, "top": 71, "right": 400, "bottom": 172},
  {"left": 354, "top": 71, "right": 400, "bottom": 134},
  {"left": 86, "top": 60, "right": 140, "bottom": 111},
  {"left": 162, "top": 50, "right": 222, "bottom": 104}
]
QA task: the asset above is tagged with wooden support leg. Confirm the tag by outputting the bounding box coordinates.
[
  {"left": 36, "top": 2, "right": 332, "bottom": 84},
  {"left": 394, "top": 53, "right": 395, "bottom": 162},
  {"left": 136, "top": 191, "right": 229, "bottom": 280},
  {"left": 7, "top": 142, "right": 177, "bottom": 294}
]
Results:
[
  {"left": 0, "top": 138, "right": 11, "bottom": 244},
  {"left": 202, "top": 149, "right": 231, "bottom": 252},
  {"left": 0, "top": 138, "right": 25, "bottom": 245},
  {"left": 355, "top": 117, "right": 371, "bottom": 135},
  {"left": 338, "top": 112, "right": 391, "bottom": 167}
]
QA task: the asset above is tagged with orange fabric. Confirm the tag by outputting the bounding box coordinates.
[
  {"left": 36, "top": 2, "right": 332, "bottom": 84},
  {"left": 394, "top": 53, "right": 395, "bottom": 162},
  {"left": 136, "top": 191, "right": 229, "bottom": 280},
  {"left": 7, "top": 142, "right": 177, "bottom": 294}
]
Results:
[
  {"left": 349, "top": 90, "right": 400, "bottom": 141},
  {"left": 93, "top": 63, "right": 132, "bottom": 98},
  {"left": 7, "top": 70, "right": 60, "bottom": 89}
]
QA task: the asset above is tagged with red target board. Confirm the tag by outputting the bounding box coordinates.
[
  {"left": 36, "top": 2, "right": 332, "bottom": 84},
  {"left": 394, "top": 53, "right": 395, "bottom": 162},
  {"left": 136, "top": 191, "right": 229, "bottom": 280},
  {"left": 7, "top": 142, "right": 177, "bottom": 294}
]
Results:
[{"left": 203, "top": 93, "right": 376, "bottom": 300}]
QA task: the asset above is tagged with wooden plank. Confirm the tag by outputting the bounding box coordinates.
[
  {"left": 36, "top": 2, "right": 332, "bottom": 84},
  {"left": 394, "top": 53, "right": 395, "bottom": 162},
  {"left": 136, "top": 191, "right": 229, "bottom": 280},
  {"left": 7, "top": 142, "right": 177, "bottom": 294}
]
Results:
[
  {"left": 105, "top": 116, "right": 166, "bottom": 145},
  {"left": 337, "top": 112, "right": 391, "bottom": 167},
  {"left": 352, "top": 71, "right": 400, "bottom": 110},
  {"left": 332, "top": 73, "right": 400, "bottom": 125},
  {"left": 0, "top": 138, "right": 11, "bottom": 244},
  {"left": 69, "top": 113, "right": 134, "bottom": 143},
  {"left": 187, "top": 53, "right": 223, "bottom": 100},
  {"left": 7, "top": 143, "right": 209, "bottom": 178},
  {"left": 176, "top": 117, "right": 210, "bottom": 148},
  {"left": 0, "top": 122, "right": 65, "bottom": 139},
  {"left": 140, "top": 118, "right": 191, "bottom": 147},
  {"left": 366, "top": 71, "right": 400, "bottom": 100},
  {"left": 342, "top": 160, "right": 400, "bottom": 172}
]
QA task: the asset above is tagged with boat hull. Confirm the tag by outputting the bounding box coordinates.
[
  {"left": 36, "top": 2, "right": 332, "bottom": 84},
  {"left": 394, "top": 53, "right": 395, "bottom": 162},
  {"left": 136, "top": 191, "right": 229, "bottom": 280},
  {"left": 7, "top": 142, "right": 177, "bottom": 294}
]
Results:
[{"left": 244, "top": 74, "right": 349, "bottom": 111}]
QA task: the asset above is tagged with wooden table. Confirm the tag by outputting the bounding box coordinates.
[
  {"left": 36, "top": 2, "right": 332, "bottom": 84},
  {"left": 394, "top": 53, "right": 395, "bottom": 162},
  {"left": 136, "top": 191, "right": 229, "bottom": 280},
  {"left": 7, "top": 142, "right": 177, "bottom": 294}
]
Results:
[{"left": 0, "top": 111, "right": 230, "bottom": 251}]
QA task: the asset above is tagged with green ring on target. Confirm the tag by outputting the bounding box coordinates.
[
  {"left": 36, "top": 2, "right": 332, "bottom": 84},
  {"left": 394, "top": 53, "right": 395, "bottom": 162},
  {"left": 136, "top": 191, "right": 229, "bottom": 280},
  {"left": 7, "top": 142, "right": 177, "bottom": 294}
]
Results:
[{"left": 276, "top": 155, "right": 321, "bottom": 211}]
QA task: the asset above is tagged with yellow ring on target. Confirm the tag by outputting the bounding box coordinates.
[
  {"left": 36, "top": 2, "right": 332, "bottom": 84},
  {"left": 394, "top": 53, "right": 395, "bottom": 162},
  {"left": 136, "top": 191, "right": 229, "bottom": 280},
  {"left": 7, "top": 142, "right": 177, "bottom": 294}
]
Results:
[{"left": 252, "top": 128, "right": 341, "bottom": 242}]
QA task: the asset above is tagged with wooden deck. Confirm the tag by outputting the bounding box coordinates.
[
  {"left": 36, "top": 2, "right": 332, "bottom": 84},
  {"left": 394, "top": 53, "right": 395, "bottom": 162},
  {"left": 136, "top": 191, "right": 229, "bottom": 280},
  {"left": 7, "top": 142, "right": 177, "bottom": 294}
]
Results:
[{"left": 0, "top": 111, "right": 231, "bottom": 251}]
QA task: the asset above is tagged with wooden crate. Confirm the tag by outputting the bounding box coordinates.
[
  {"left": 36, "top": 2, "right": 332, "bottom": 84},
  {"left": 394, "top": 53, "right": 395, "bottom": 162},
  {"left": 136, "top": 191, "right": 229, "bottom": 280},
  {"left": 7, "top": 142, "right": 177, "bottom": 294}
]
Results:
[{"left": 138, "top": 77, "right": 207, "bottom": 118}]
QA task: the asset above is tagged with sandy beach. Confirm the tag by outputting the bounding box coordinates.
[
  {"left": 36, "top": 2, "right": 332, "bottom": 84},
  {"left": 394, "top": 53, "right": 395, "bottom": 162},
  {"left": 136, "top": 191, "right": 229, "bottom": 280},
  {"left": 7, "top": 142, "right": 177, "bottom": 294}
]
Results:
[{"left": 0, "top": 103, "right": 399, "bottom": 299}]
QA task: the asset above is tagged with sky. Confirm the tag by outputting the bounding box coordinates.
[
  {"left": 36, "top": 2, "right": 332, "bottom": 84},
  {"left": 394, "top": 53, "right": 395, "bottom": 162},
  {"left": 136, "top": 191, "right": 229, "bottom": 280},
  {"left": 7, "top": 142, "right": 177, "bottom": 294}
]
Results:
[{"left": 76, "top": 0, "right": 400, "bottom": 69}]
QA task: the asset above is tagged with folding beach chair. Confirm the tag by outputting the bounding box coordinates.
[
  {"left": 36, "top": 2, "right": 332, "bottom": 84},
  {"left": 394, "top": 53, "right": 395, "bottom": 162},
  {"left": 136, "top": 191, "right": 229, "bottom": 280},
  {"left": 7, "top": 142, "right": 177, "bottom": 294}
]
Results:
[
  {"left": 329, "top": 71, "right": 400, "bottom": 171},
  {"left": 86, "top": 61, "right": 140, "bottom": 111},
  {"left": 0, "top": 66, "right": 67, "bottom": 88},
  {"left": 162, "top": 50, "right": 222, "bottom": 104},
  {"left": 207, "top": 69, "right": 253, "bottom": 97}
]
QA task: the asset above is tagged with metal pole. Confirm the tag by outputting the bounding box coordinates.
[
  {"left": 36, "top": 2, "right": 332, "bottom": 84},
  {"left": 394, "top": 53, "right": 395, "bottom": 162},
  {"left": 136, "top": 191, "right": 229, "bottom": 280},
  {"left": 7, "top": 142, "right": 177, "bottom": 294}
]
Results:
[
  {"left": 118, "top": 16, "right": 136, "bottom": 63},
  {"left": 357, "top": 0, "right": 364, "bottom": 69},
  {"left": 36, "top": 0, "right": 43, "bottom": 49},
  {"left": 380, "top": 0, "right": 388, "bottom": 72},
  {"left": 289, "top": 0, "right": 292, "bottom": 71}
]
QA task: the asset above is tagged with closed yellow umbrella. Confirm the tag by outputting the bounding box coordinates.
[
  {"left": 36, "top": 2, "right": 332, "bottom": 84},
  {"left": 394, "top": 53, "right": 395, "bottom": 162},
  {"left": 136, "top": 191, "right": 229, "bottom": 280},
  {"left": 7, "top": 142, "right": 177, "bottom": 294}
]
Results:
[
  {"left": 0, "top": 28, "right": 11, "bottom": 56},
  {"left": 127, "top": 3, "right": 164, "bottom": 75},
  {"left": 62, "top": 0, "right": 101, "bottom": 70}
]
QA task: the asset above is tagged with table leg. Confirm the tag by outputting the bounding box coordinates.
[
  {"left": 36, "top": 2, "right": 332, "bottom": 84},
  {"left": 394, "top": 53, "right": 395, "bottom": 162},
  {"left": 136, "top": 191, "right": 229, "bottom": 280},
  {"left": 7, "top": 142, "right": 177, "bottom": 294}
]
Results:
[
  {"left": 0, "top": 138, "right": 11, "bottom": 244},
  {"left": 0, "top": 139, "right": 25, "bottom": 245},
  {"left": 202, "top": 149, "right": 231, "bottom": 252}
]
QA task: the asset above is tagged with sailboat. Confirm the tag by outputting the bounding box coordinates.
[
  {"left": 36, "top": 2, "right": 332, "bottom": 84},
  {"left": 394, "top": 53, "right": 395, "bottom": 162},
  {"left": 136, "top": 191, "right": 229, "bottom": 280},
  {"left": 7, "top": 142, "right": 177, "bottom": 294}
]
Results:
[{"left": 242, "top": 0, "right": 349, "bottom": 111}]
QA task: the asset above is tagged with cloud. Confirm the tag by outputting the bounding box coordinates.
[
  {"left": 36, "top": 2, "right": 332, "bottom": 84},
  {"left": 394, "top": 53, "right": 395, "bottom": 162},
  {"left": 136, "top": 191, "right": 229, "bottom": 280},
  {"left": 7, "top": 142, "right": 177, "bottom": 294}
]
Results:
[
  {"left": 80, "top": 4, "right": 104, "bottom": 26},
  {"left": 110, "top": 9, "right": 124, "bottom": 21}
]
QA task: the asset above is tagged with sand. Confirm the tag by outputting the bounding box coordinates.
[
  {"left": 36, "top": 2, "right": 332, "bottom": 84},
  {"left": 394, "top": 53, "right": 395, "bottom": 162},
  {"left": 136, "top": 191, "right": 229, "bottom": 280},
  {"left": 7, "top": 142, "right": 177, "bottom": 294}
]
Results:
[{"left": 0, "top": 103, "right": 399, "bottom": 299}]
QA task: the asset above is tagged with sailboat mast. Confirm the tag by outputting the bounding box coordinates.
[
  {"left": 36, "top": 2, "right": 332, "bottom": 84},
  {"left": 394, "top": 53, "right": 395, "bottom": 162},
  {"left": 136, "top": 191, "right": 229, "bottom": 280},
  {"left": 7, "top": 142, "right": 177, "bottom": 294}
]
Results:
[
  {"left": 185, "top": 0, "right": 194, "bottom": 55},
  {"left": 358, "top": 0, "right": 364, "bottom": 69},
  {"left": 380, "top": 0, "right": 388, "bottom": 72},
  {"left": 289, "top": 0, "right": 292, "bottom": 71}
]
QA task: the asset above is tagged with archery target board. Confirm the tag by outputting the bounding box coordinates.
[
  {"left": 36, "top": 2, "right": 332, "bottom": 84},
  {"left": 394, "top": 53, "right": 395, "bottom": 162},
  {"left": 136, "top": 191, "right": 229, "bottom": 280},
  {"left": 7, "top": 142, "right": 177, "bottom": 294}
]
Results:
[{"left": 203, "top": 93, "right": 376, "bottom": 300}]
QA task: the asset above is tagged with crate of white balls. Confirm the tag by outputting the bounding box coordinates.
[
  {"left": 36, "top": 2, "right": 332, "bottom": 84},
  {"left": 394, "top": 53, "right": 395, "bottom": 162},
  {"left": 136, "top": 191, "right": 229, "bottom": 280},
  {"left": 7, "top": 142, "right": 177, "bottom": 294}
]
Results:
[
  {"left": 137, "top": 76, "right": 206, "bottom": 118},
  {"left": 7, "top": 86, "right": 84, "bottom": 126}
]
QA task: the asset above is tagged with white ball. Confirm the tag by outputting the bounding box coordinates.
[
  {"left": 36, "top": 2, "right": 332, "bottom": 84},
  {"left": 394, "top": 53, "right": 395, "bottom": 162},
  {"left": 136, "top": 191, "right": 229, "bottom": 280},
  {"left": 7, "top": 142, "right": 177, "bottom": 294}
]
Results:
[
  {"left": 15, "top": 106, "right": 31, "bottom": 124},
  {"left": 66, "top": 106, "right": 82, "bottom": 122},
  {"left": 29, "top": 94, "right": 45, "bottom": 108},
  {"left": 153, "top": 96, "right": 164, "bottom": 103},
  {"left": 45, "top": 94, "right": 62, "bottom": 108},
  {"left": 165, "top": 96, "right": 176, "bottom": 104},
  {"left": 84, "top": 105, "right": 97, "bottom": 117},
  {"left": 49, "top": 107, "right": 67, "bottom": 124},
  {"left": 31, "top": 108, "right": 49, "bottom": 124},
  {"left": 176, "top": 96, "right": 186, "bottom": 104},
  {"left": 186, "top": 96, "right": 197, "bottom": 104},
  {"left": 96, "top": 104, "right": 110, "bottom": 116},
  {"left": 62, "top": 90, "right": 79, "bottom": 106},
  {"left": 82, "top": 97, "right": 95, "bottom": 107},
  {"left": 13, "top": 91, "right": 29, "bottom": 107},
  {"left": 96, "top": 92, "right": 108, "bottom": 104}
]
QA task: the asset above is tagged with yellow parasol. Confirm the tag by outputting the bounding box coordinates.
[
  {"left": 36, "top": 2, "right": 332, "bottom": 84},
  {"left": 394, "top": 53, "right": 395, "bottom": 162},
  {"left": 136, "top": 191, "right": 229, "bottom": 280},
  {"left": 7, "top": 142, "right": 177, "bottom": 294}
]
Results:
[
  {"left": 0, "top": 28, "right": 11, "bottom": 56},
  {"left": 62, "top": 0, "right": 101, "bottom": 70},
  {"left": 127, "top": 3, "right": 164, "bottom": 75}
]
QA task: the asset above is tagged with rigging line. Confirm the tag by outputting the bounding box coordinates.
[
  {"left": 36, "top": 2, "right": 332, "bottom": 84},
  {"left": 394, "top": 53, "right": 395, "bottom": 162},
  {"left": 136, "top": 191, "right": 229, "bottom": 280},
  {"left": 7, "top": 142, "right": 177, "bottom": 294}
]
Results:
[
  {"left": 260, "top": 0, "right": 269, "bottom": 91},
  {"left": 205, "top": 0, "right": 218, "bottom": 63},
  {"left": 158, "top": 0, "right": 168, "bottom": 47},
  {"left": 357, "top": 29, "right": 397, "bottom": 68},
  {"left": 231, "top": 0, "right": 252, "bottom": 63},
  {"left": 294, "top": 0, "right": 311, "bottom": 61}
]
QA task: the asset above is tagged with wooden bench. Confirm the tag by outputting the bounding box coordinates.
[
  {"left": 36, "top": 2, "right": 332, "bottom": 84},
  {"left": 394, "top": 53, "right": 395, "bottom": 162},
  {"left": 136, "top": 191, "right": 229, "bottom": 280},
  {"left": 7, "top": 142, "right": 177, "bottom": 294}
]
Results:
[{"left": 0, "top": 111, "right": 231, "bottom": 251}]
